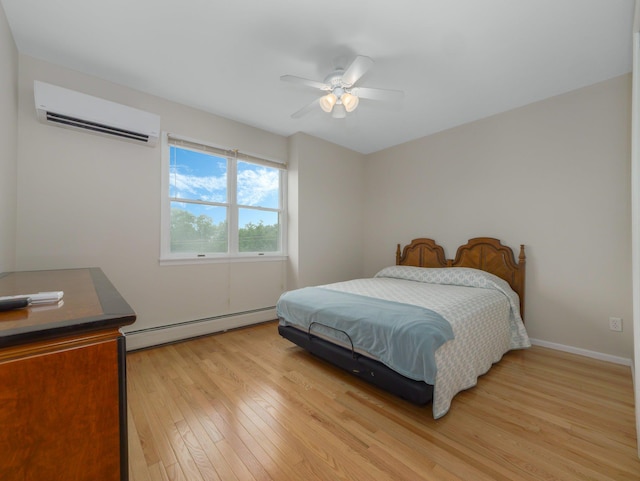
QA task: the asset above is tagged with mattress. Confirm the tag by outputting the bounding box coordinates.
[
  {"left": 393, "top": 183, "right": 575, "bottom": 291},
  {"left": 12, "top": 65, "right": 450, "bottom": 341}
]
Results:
[{"left": 278, "top": 266, "right": 531, "bottom": 418}]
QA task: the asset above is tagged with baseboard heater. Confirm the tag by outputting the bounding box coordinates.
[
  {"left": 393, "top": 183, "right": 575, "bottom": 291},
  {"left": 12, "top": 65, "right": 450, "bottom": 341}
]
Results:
[{"left": 125, "top": 307, "right": 276, "bottom": 351}]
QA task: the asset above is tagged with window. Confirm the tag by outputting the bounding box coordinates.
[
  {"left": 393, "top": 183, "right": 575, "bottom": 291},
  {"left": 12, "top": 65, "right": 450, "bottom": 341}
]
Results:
[{"left": 161, "top": 135, "right": 286, "bottom": 263}]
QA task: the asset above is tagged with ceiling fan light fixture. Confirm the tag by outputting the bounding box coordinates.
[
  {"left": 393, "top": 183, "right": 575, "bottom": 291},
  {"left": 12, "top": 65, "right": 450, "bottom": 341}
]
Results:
[
  {"left": 319, "top": 93, "right": 337, "bottom": 112},
  {"left": 282, "top": 55, "right": 404, "bottom": 119},
  {"left": 341, "top": 92, "right": 359, "bottom": 112},
  {"left": 332, "top": 103, "right": 347, "bottom": 119}
]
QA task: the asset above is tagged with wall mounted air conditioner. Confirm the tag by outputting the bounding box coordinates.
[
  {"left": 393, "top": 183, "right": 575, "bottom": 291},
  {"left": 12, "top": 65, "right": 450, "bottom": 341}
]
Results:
[{"left": 34, "top": 80, "right": 160, "bottom": 146}]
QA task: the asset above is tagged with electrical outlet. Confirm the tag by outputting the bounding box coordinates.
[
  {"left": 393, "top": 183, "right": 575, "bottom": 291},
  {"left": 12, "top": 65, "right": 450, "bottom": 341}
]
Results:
[{"left": 609, "top": 317, "right": 623, "bottom": 332}]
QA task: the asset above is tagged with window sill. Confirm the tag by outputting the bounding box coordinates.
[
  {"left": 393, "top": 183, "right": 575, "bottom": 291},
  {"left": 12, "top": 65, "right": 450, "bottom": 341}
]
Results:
[{"left": 159, "top": 254, "right": 288, "bottom": 266}]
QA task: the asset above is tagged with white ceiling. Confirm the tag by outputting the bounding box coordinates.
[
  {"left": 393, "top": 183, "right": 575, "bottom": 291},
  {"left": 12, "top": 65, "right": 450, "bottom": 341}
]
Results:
[{"left": 1, "top": 0, "right": 635, "bottom": 154}]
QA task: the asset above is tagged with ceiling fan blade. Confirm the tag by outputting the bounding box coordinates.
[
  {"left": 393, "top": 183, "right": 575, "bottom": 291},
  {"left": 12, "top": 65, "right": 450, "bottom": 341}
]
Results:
[
  {"left": 291, "top": 98, "right": 320, "bottom": 119},
  {"left": 351, "top": 87, "right": 404, "bottom": 103},
  {"left": 280, "top": 75, "right": 330, "bottom": 91},
  {"left": 341, "top": 56, "right": 374, "bottom": 87}
]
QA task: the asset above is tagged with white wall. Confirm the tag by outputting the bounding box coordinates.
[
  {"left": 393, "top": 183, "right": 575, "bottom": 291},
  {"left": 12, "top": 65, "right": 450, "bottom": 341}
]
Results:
[
  {"left": 288, "top": 132, "right": 365, "bottom": 289},
  {"left": 16, "top": 56, "right": 291, "bottom": 348},
  {"left": 631, "top": 0, "right": 640, "bottom": 456},
  {"left": 0, "top": 2, "right": 18, "bottom": 273},
  {"left": 4, "top": 39, "right": 634, "bottom": 361},
  {"left": 364, "top": 74, "right": 633, "bottom": 359},
  {"left": 13, "top": 55, "right": 366, "bottom": 350}
]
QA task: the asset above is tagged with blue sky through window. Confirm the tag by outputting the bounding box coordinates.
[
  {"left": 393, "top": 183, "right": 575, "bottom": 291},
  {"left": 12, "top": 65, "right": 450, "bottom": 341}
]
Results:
[{"left": 170, "top": 147, "right": 280, "bottom": 228}]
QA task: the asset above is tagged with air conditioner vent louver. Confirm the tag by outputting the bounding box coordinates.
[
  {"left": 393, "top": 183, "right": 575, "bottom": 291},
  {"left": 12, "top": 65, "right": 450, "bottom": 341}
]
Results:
[
  {"left": 45, "top": 112, "right": 151, "bottom": 143},
  {"left": 34, "top": 81, "right": 160, "bottom": 146}
]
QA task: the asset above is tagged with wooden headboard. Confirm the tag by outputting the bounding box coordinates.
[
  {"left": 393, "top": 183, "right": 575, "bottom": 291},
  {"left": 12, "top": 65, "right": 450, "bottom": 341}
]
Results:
[{"left": 396, "top": 237, "right": 526, "bottom": 319}]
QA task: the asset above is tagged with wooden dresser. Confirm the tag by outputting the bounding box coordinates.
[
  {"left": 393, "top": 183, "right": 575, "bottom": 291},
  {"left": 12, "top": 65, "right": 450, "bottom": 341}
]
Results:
[{"left": 0, "top": 268, "right": 136, "bottom": 481}]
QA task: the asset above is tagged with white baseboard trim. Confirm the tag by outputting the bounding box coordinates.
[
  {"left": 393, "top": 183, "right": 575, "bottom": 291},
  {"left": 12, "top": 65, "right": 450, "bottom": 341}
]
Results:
[
  {"left": 123, "top": 308, "right": 277, "bottom": 351},
  {"left": 530, "top": 338, "right": 633, "bottom": 367}
]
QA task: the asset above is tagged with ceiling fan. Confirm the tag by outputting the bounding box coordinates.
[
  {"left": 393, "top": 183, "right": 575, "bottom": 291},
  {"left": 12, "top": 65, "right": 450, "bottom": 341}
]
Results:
[{"left": 281, "top": 55, "right": 404, "bottom": 119}]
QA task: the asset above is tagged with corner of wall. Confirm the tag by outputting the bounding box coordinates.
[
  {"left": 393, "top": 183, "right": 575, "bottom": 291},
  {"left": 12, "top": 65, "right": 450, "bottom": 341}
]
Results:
[
  {"left": 286, "top": 133, "right": 300, "bottom": 290},
  {"left": 0, "top": 2, "right": 19, "bottom": 273}
]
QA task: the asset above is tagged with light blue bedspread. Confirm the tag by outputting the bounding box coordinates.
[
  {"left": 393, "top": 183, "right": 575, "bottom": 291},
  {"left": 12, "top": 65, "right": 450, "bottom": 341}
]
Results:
[{"left": 276, "top": 286, "right": 454, "bottom": 384}]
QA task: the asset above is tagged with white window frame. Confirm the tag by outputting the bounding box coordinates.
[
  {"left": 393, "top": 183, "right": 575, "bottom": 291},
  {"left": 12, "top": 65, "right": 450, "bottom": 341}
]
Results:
[{"left": 160, "top": 133, "right": 287, "bottom": 265}]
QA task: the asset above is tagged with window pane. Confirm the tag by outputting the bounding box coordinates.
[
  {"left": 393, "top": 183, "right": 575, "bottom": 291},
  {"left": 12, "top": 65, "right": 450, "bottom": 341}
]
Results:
[
  {"left": 237, "top": 161, "right": 279, "bottom": 208},
  {"left": 170, "top": 146, "right": 227, "bottom": 202},
  {"left": 238, "top": 209, "right": 279, "bottom": 252},
  {"left": 170, "top": 202, "right": 228, "bottom": 253}
]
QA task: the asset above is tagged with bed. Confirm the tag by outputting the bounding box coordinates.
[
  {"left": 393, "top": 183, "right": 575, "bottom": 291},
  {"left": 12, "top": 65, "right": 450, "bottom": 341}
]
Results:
[{"left": 277, "top": 237, "right": 530, "bottom": 418}]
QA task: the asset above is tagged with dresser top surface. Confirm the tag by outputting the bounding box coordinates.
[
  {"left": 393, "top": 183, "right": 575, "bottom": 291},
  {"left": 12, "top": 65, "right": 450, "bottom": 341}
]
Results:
[{"left": 0, "top": 268, "right": 136, "bottom": 347}]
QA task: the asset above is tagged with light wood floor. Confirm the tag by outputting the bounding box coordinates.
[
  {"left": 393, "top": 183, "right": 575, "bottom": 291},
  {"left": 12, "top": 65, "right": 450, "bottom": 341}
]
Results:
[{"left": 126, "top": 321, "right": 640, "bottom": 481}]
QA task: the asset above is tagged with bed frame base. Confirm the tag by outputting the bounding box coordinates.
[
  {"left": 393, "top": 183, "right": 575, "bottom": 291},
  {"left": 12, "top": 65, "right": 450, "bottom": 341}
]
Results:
[{"left": 278, "top": 325, "right": 433, "bottom": 405}]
